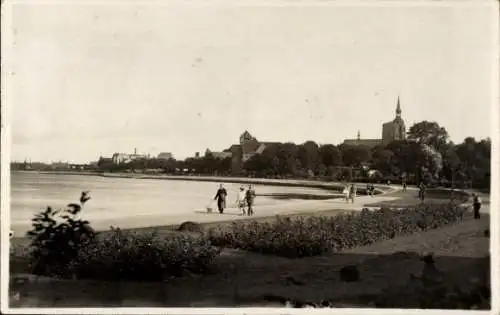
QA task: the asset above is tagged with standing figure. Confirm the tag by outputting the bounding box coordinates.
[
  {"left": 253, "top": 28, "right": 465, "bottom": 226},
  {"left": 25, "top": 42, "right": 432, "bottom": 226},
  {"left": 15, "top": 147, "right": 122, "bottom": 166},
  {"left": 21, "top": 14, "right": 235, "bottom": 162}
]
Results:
[
  {"left": 349, "top": 184, "right": 356, "bottom": 203},
  {"left": 343, "top": 184, "right": 350, "bottom": 203},
  {"left": 402, "top": 179, "right": 407, "bottom": 192},
  {"left": 237, "top": 186, "right": 247, "bottom": 215},
  {"left": 214, "top": 184, "right": 228, "bottom": 214},
  {"left": 472, "top": 193, "right": 482, "bottom": 220},
  {"left": 245, "top": 185, "right": 256, "bottom": 216},
  {"left": 370, "top": 183, "right": 375, "bottom": 196},
  {"left": 418, "top": 182, "right": 426, "bottom": 203}
]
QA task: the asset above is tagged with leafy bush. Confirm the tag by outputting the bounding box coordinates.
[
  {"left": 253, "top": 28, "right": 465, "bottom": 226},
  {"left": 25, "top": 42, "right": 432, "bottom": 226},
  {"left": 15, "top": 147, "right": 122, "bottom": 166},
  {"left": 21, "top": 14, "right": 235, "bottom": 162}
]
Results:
[
  {"left": 207, "top": 203, "right": 466, "bottom": 258},
  {"left": 71, "top": 227, "right": 221, "bottom": 281},
  {"left": 26, "top": 192, "right": 95, "bottom": 277}
]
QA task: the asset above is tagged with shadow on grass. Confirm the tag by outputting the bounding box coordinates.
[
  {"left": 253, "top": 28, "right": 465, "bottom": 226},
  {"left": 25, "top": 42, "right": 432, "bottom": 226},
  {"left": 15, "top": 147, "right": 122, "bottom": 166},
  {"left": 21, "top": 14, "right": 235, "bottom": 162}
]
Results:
[{"left": 9, "top": 251, "right": 490, "bottom": 309}]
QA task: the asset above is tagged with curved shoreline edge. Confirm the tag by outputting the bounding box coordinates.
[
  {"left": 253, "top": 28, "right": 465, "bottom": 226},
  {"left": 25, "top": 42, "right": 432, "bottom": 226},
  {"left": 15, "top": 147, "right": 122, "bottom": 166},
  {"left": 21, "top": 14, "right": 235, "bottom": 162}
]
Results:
[{"left": 13, "top": 170, "right": 392, "bottom": 194}]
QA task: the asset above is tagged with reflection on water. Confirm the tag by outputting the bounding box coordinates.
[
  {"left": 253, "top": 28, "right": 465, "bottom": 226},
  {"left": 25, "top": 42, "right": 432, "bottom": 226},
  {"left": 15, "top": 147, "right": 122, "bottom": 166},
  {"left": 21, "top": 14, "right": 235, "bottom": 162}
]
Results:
[{"left": 10, "top": 172, "right": 334, "bottom": 233}]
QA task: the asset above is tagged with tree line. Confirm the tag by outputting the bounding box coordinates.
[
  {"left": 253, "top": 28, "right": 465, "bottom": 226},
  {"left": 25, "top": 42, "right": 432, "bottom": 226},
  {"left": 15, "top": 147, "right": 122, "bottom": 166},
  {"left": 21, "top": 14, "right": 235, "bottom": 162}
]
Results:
[
  {"left": 13, "top": 120, "right": 490, "bottom": 189},
  {"left": 241, "top": 121, "right": 490, "bottom": 188}
]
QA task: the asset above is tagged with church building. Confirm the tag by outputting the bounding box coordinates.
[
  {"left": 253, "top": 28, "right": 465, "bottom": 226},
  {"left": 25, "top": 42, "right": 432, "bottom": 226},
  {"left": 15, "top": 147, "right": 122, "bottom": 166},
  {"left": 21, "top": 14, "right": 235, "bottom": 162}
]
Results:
[{"left": 342, "top": 96, "right": 406, "bottom": 147}]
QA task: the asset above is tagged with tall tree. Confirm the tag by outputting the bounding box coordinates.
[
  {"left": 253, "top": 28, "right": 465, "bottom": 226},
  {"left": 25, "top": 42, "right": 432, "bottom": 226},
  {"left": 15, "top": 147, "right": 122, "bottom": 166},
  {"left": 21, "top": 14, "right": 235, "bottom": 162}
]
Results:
[
  {"left": 371, "top": 145, "right": 395, "bottom": 176},
  {"left": 407, "top": 121, "right": 449, "bottom": 151},
  {"left": 318, "top": 144, "right": 342, "bottom": 167},
  {"left": 297, "top": 141, "right": 319, "bottom": 172},
  {"left": 338, "top": 144, "right": 372, "bottom": 167}
]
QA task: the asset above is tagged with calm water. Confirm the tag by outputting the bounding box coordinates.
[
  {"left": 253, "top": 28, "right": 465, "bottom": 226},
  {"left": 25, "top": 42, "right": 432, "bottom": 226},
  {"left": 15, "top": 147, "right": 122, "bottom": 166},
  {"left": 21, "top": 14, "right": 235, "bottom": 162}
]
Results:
[{"left": 10, "top": 172, "right": 330, "bottom": 234}]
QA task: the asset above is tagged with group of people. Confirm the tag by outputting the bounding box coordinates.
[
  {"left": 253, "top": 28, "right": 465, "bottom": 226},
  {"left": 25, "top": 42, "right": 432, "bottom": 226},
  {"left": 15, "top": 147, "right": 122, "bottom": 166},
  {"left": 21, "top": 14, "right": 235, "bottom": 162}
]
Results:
[
  {"left": 213, "top": 184, "right": 256, "bottom": 216},
  {"left": 343, "top": 184, "right": 357, "bottom": 203}
]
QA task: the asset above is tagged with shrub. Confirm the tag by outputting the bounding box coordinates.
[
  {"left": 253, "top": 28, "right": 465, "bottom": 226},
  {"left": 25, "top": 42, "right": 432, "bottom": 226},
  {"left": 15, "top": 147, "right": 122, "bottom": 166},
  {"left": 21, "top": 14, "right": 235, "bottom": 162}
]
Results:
[
  {"left": 26, "top": 192, "right": 95, "bottom": 277},
  {"left": 177, "top": 221, "right": 202, "bottom": 232},
  {"left": 207, "top": 203, "right": 466, "bottom": 258},
  {"left": 71, "top": 227, "right": 221, "bottom": 281}
]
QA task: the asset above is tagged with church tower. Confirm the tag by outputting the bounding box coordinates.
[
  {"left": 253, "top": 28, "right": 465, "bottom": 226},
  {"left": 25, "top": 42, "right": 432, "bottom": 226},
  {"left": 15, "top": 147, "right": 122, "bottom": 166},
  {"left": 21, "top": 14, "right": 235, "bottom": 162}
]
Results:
[{"left": 382, "top": 96, "right": 407, "bottom": 143}]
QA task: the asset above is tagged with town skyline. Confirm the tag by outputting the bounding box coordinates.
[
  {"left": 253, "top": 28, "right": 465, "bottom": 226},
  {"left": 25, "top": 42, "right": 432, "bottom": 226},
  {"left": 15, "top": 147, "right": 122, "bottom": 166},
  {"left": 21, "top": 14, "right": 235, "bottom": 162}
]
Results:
[{"left": 7, "top": 2, "right": 496, "bottom": 164}]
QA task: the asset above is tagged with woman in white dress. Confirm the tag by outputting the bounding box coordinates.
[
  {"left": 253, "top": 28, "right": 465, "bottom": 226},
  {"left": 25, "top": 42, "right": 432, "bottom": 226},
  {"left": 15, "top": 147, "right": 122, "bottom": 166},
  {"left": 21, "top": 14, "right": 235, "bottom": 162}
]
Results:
[{"left": 237, "top": 186, "right": 247, "bottom": 215}]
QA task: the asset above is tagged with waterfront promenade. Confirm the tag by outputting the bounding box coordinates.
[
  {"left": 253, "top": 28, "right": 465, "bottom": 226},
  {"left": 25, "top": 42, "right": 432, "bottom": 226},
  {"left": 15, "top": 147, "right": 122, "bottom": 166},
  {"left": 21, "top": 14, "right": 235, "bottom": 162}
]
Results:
[{"left": 87, "top": 194, "right": 401, "bottom": 232}]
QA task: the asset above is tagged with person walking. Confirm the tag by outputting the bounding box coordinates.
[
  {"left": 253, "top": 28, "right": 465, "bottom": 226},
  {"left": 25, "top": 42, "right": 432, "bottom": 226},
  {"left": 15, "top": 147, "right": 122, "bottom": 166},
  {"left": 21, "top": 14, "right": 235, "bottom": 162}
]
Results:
[
  {"left": 349, "top": 184, "right": 356, "bottom": 203},
  {"left": 214, "top": 184, "right": 228, "bottom": 214},
  {"left": 245, "top": 185, "right": 256, "bottom": 216},
  {"left": 418, "top": 182, "right": 426, "bottom": 203},
  {"left": 472, "top": 193, "right": 482, "bottom": 220},
  {"left": 237, "top": 186, "right": 247, "bottom": 215},
  {"left": 370, "top": 183, "right": 375, "bottom": 197},
  {"left": 343, "top": 184, "right": 350, "bottom": 203}
]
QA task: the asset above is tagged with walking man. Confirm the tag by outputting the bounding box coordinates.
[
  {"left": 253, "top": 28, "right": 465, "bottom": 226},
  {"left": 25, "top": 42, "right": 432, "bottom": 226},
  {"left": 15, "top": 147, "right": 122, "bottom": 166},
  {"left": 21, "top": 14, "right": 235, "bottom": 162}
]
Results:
[
  {"left": 214, "top": 184, "right": 228, "bottom": 214},
  {"left": 245, "top": 185, "right": 256, "bottom": 216},
  {"left": 472, "top": 193, "right": 482, "bottom": 220},
  {"left": 418, "top": 182, "right": 426, "bottom": 203}
]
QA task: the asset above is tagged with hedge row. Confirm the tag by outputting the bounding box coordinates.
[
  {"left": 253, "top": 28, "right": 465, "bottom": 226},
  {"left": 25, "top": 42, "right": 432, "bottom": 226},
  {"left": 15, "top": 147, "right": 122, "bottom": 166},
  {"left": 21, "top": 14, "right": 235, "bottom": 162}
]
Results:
[
  {"left": 206, "top": 203, "right": 467, "bottom": 258},
  {"left": 69, "top": 228, "right": 221, "bottom": 281}
]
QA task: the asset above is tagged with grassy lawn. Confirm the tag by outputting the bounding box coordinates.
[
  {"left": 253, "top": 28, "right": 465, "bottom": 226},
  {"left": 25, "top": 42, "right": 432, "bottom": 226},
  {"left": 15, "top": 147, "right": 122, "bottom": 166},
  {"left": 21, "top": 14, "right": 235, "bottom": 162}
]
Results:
[{"left": 9, "top": 209, "right": 490, "bottom": 308}]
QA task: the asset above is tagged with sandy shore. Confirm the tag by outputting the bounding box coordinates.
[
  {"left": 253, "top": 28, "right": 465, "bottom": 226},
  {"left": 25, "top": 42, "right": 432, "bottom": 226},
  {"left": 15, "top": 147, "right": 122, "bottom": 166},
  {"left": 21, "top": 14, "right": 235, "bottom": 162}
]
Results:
[{"left": 88, "top": 195, "right": 400, "bottom": 232}]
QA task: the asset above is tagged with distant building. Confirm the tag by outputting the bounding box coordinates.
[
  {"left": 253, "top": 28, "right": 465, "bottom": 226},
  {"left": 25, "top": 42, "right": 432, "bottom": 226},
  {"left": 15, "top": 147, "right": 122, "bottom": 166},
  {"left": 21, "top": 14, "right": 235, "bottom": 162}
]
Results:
[
  {"left": 211, "top": 151, "right": 232, "bottom": 159},
  {"left": 50, "top": 162, "right": 70, "bottom": 170},
  {"left": 194, "top": 152, "right": 200, "bottom": 158},
  {"left": 229, "top": 130, "right": 280, "bottom": 174},
  {"left": 112, "top": 148, "right": 147, "bottom": 165},
  {"left": 157, "top": 152, "right": 173, "bottom": 160},
  {"left": 342, "top": 96, "right": 407, "bottom": 148}
]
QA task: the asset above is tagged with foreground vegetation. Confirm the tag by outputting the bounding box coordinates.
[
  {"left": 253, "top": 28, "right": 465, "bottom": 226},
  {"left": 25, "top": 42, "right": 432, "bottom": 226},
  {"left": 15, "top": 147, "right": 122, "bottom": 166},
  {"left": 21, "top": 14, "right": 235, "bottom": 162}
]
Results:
[
  {"left": 207, "top": 203, "right": 466, "bottom": 258},
  {"left": 10, "top": 190, "right": 490, "bottom": 309}
]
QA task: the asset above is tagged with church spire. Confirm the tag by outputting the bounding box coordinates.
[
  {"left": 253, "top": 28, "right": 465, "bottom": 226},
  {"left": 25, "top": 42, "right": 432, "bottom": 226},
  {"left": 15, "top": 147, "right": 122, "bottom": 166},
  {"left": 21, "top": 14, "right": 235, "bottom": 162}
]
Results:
[{"left": 395, "top": 96, "right": 402, "bottom": 118}]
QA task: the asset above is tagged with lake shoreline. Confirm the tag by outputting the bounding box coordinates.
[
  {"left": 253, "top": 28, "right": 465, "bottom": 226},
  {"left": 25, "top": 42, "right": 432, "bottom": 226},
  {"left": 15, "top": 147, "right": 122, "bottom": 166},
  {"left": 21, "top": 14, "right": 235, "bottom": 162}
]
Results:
[{"left": 12, "top": 170, "right": 391, "bottom": 194}]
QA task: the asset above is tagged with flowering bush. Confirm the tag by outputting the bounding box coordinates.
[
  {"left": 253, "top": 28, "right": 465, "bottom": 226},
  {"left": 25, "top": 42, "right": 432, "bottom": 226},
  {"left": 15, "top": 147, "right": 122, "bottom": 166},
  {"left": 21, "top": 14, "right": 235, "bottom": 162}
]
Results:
[
  {"left": 207, "top": 203, "right": 466, "bottom": 258},
  {"left": 71, "top": 227, "right": 221, "bottom": 281}
]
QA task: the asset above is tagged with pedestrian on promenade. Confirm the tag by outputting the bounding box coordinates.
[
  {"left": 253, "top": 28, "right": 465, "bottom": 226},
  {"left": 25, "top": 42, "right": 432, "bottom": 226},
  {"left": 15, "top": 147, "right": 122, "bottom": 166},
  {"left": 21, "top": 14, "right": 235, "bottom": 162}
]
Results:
[
  {"left": 472, "top": 193, "right": 482, "bottom": 220},
  {"left": 246, "top": 185, "right": 256, "bottom": 216},
  {"left": 402, "top": 179, "right": 407, "bottom": 192},
  {"left": 349, "top": 184, "right": 356, "bottom": 203},
  {"left": 343, "top": 184, "right": 350, "bottom": 203},
  {"left": 214, "top": 184, "right": 228, "bottom": 214},
  {"left": 237, "top": 186, "right": 247, "bottom": 215},
  {"left": 418, "top": 182, "right": 426, "bottom": 203},
  {"left": 370, "top": 183, "right": 375, "bottom": 196}
]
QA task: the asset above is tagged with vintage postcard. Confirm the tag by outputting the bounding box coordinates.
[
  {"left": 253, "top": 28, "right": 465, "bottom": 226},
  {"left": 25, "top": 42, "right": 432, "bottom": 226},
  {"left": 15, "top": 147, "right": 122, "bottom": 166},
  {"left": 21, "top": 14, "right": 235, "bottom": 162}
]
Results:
[{"left": 1, "top": 0, "right": 498, "bottom": 313}]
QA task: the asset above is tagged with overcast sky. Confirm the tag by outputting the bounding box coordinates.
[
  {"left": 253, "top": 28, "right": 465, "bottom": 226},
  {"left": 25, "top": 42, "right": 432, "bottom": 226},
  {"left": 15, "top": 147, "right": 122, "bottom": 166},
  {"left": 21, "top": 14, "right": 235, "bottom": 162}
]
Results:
[{"left": 5, "top": 0, "right": 498, "bottom": 163}]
